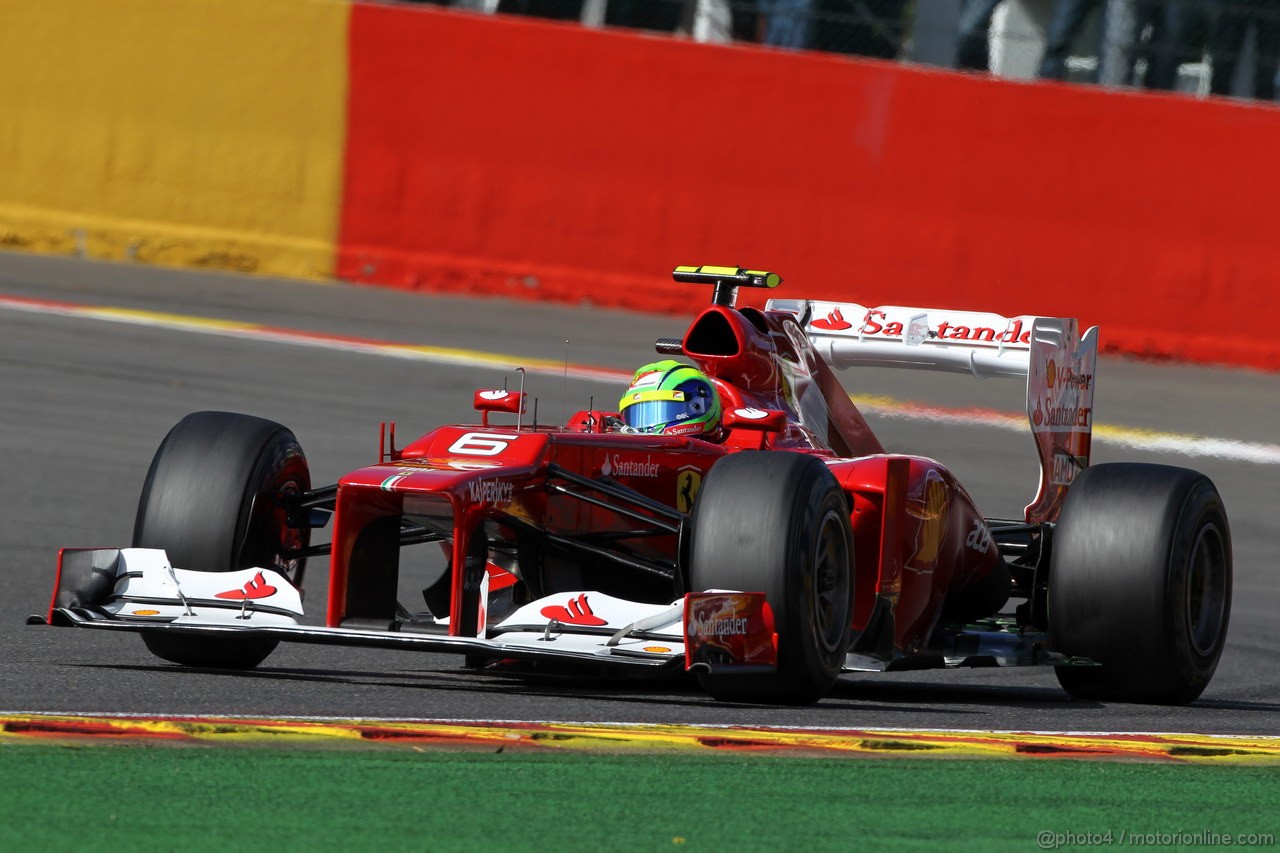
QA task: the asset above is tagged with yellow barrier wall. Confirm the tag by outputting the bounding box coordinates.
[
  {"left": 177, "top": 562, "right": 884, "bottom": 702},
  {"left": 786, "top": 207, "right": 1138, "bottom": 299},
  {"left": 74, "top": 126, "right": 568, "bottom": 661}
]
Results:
[{"left": 0, "top": 0, "right": 348, "bottom": 279}]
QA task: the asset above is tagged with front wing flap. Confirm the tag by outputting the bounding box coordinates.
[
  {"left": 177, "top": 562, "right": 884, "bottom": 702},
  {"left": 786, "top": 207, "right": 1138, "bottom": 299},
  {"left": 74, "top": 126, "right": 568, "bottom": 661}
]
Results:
[{"left": 47, "top": 548, "right": 303, "bottom": 626}]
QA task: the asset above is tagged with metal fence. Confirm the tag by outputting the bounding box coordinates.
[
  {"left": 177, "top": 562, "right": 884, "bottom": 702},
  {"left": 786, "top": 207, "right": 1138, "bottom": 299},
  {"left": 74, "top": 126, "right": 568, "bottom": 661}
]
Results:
[{"left": 402, "top": 0, "right": 1280, "bottom": 102}]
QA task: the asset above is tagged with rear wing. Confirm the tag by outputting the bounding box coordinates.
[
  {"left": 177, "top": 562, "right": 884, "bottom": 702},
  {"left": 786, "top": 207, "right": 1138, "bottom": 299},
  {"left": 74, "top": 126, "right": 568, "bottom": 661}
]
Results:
[{"left": 766, "top": 299, "right": 1099, "bottom": 524}]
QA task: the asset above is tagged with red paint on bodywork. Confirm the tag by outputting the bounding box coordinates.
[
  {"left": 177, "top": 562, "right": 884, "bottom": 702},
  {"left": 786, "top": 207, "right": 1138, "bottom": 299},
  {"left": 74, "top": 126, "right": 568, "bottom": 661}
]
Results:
[
  {"left": 321, "top": 293, "right": 998, "bottom": 657},
  {"left": 831, "top": 455, "right": 1001, "bottom": 653}
]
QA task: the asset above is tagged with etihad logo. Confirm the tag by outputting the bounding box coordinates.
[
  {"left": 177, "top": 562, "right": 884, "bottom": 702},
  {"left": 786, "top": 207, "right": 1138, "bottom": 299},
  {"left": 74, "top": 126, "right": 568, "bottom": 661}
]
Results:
[
  {"left": 540, "top": 594, "right": 607, "bottom": 626},
  {"left": 601, "top": 453, "right": 661, "bottom": 478},
  {"left": 215, "top": 571, "right": 278, "bottom": 601}
]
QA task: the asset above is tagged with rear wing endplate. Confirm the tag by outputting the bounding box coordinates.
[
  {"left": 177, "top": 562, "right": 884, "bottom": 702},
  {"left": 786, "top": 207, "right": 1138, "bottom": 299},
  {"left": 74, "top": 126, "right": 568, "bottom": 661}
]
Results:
[{"left": 767, "top": 299, "right": 1099, "bottom": 524}]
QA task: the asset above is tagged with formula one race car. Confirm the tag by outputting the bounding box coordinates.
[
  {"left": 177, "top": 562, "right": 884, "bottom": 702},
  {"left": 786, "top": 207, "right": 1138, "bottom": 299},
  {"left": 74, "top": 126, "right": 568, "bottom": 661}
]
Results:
[{"left": 34, "top": 266, "right": 1232, "bottom": 705}]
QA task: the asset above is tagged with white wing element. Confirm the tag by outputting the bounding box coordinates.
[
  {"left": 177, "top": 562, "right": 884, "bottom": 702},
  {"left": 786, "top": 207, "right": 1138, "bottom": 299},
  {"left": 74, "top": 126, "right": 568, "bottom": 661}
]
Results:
[
  {"left": 767, "top": 299, "right": 1042, "bottom": 379},
  {"left": 767, "top": 298, "right": 1099, "bottom": 524},
  {"left": 54, "top": 548, "right": 305, "bottom": 625}
]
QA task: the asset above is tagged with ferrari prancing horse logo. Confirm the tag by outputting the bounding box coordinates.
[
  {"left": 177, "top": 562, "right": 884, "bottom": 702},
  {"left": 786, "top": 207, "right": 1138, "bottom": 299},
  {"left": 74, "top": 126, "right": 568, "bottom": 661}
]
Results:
[{"left": 677, "top": 468, "right": 702, "bottom": 513}]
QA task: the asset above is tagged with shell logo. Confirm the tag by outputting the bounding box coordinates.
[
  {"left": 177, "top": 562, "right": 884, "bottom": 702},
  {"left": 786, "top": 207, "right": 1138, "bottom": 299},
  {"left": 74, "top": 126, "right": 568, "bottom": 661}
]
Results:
[
  {"left": 643, "top": 646, "right": 672, "bottom": 654},
  {"left": 131, "top": 609, "right": 161, "bottom": 616},
  {"left": 1046, "top": 359, "right": 1057, "bottom": 388}
]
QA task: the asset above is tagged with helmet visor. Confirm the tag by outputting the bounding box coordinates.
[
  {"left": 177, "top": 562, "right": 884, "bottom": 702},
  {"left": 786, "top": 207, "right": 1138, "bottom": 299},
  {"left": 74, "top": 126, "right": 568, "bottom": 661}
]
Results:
[{"left": 621, "top": 390, "right": 694, "bottom": 433}]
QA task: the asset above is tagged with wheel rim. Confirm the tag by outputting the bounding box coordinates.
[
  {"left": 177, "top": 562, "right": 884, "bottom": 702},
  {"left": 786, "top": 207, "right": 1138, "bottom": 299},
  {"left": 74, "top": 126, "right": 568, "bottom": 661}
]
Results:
[
  {"left": 245, "top": 470, "right": 308, "bottom": 579},
  {"left": 271, "top": 479, "right": 307, "bottom": 576},
  {"left": 809, "top": 509, "right": 851, "bottom": 655},
  {"left": 1185, "top": 522, "right": 1228, "bottom": 657}
]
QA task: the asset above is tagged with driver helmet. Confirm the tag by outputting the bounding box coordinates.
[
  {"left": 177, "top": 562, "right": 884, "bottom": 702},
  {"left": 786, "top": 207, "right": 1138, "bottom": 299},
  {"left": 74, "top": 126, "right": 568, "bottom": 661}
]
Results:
[{"left": 618, "top": 360, "right": 722, "bottom": 437}]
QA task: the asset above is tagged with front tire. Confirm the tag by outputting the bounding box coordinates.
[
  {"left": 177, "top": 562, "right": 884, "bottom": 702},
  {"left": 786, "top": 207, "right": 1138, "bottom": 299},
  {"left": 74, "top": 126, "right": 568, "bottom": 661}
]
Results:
[
  {"left": 1049, "top": 463, "right": 1231, "bottom": 704},
  {"left": 688, "top": 452, "right": 854, "bottom": 705},
  {"left": 133, "top": 411, "right": 310, "bottom": 669}
]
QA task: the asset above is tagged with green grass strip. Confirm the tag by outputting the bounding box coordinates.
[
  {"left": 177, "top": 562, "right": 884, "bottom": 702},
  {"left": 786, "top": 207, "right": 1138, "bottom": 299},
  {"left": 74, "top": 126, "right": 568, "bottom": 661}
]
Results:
[{"left": 3, "top": 744, "right": 1278, "bottom": 851}]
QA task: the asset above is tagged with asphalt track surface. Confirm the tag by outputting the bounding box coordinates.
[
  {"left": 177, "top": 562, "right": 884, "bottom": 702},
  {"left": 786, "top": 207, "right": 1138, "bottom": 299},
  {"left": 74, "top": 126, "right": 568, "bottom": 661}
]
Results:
[{"left": 3, "top": 251, "right": 1278, "bottom": 735}]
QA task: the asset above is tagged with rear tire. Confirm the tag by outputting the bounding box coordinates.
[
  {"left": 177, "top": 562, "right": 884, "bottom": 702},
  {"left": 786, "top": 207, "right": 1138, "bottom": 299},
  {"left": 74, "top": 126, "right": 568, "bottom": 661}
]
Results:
[
  {"left": 688, "top": 452, "right": 853, "bottom": 705},
  {"left": 1049, "top": 463, "right": 1231, "bottom": 704},
  {"left": 133, "top": 411, "right": 310, "bottom": 669}
]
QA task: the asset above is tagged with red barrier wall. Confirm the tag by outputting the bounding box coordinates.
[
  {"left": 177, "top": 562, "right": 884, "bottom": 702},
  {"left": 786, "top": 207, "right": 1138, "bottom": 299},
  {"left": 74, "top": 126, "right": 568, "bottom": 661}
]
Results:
[{"left": 339, "top": 6, "right": 1280, "bottom": 370}]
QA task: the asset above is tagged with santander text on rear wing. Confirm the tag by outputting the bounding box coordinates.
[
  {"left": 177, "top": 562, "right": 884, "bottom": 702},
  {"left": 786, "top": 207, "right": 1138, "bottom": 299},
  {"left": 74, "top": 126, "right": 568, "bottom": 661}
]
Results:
[{"left": 767, "top": 300, "right": 1099, "bottom": 524}]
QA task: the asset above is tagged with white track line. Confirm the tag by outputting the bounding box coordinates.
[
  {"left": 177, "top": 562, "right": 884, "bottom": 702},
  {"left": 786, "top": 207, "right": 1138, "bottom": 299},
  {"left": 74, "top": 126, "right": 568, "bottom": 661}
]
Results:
[
  {"left": 851, "top": 396, "right": 1280, "bottom": 466},
  {"left": 5, "top": 294, "right": 1278, "bottom": 466}
]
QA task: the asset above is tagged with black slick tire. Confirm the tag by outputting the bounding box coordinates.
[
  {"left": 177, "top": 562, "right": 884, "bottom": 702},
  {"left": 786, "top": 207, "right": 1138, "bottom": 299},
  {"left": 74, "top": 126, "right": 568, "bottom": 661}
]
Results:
[
  {"left": 132, "top": 411, "right": 310, "bottom": 669},
  {"left": 1049, "top": 463, "right": 1231, "bottom": 704},
  {"left": 688, "top": 451, "right": 853, "bottom": 705}
]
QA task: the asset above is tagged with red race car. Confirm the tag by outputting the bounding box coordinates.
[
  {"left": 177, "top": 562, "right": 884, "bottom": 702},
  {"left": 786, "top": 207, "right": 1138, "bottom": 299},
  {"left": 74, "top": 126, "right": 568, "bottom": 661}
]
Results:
[{"left": 35, "top": 266, "right": 1232, "bottom": 705}]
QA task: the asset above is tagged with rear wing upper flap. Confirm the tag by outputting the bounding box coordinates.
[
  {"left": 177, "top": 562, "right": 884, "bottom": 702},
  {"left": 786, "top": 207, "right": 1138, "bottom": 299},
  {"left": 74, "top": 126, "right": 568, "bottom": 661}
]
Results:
[
  {"left": 767, "top": 299, "right": 1043, "bottom": 379},
  {"left": 766, "top": 298, "right": 1099, "bottom": 524}
]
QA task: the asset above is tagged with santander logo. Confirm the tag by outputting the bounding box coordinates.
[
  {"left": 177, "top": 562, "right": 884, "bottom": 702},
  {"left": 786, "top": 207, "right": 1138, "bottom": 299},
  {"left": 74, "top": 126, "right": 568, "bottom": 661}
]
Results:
[
  {"left": 811, "top": 307, "right": 854, "bottom": 331},
  {"left": 215, "top": 571, "right": 278, "bottom": 601},
  {"left": 601, "top": 453, "right": 660, "bottom": 478},
  {"left": 540, "top": 593, "right": 607, "bottom": 626}
]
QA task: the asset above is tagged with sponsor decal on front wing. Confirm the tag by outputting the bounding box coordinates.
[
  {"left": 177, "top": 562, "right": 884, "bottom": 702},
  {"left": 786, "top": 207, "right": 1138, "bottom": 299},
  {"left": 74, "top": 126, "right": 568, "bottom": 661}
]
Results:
[
  {"left": 98, "top": 550, "right": 306, "bottom": 623},
  {"left": 540, "top": 593, "right": 606, "bottom": 626},
  {"left": 215, "top": 571, "right": 278, "bottom": 600},
  {"left": 682, "top": 592, "right": 777, "bottom": 671},
  {"left": 499, "top": 592, "right": 683, "bottom": 632}
]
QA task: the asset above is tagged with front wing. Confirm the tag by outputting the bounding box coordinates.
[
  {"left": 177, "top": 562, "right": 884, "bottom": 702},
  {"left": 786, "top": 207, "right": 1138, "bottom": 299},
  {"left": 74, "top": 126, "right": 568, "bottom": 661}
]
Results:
[{"left": 37, "top": 548, "right": 778, "bottom": 675}]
